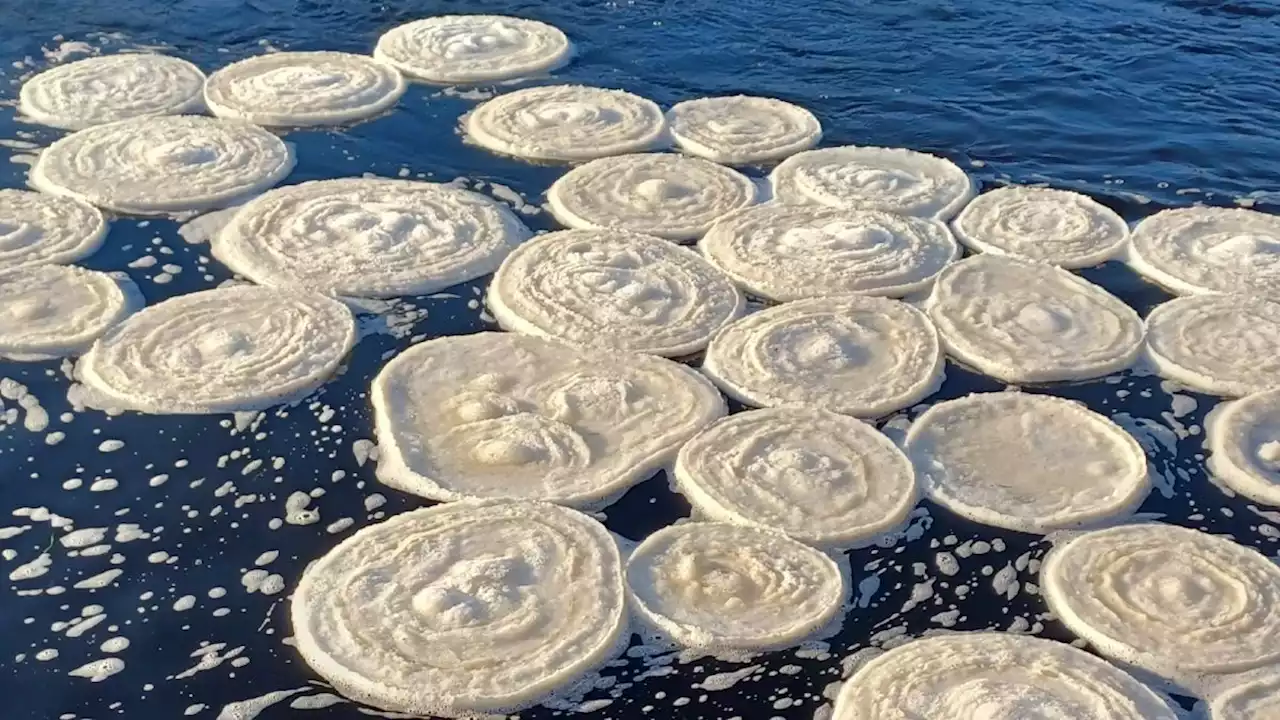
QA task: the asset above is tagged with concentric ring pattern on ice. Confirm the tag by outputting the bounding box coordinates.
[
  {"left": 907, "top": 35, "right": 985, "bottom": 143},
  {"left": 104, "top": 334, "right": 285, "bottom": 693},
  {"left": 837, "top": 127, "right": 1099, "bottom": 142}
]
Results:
[
  {"left": 0, "top": 189, "right": 107, "bottom": 269},
  {"left": 950, "top": 186, "right": 1129, "bottom": 268},
  {"left": 1144, "top": 294, "right": 1280, "bottom": 397},
  {"left": 19, "top": 53, "right": 206, "bottom": 130},
  {"left": 667, "top": 95, "right": 821, "bottom": 165},
  {"left": 1207, "top": 389, "right": 1280, "bottom": 506},
  {"left": 1211, "top": 673, "right": 1280, "bottom": 720},
  {"left": 374, "top": 15, "right": 571, "bottom": 84},
  {"left": 1128, "top": 206, "right": 1280, "bottom": 297},
  {"left": 0, "top": 265, "right": 140, "bottom": 361}
]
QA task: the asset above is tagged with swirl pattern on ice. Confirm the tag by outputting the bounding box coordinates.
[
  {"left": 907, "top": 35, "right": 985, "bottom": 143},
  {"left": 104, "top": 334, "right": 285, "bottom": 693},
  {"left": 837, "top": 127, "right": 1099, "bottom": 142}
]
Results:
[
  {"left": 19, "top": 54, "right": 206, "bottom": 130},
  {"left": 1208, "top": 389, "right": 1280, "bottom": 506},
  {"left": 212, "top": 178, "right": 530, "bottom": 298},
  {"left": 0, "top": 190, "right": 107, "bottom": 269},
  {"left": 1129, "top": 207, "right": 1280, "bottom": 296},
  {"left": 1042, "top": 523, "right": 1280, "bottom": 680},
  {"left": 292, "top": 499, "right": 627, "bottom": 717},
  {"left": 1144, "top": 294, "right": 1280, "bottom": 397},
  {"left": 78, "top": 285, "right": 355, "bottom": 414},
  {"left": 673, "top": 407, "right": 917, "bottom": 548},
  {"left": 667, "top": 95, "right": 821, "bottom": 165},
  {"left": 699, "top": 203, "right": 959, "bottom": 300},
  {"left": 702, "top": 295, "right": 944, "bottom": 418},
  {"left": 371, "top": 332, "right": 726, "bottom": 508},
  {"left": 926, "top": 255, "right": 1144, "bottom": 383},
  {"left": 0, "top": 266, "right": 140, "bottom": 361},
  {"left": 624, "top": 522, "right": 845, "bottom": 651},
  {"left": 832, "top": 632, "right": 1179, "bottom": 720},
  {"left": 950, "top": 186, "right": 1129, "bottom": 268},
  {"left": 548, "top": 154, "right": 757, "bottom": 242},
  {"left": 31, "top": 115, "right": 295, "bottom": 215},
  {"left": 905, "top": 392, "right": 1150, "bottom": 534},
  {"left": 464, "top": 85, "right": 667, "bottom": 163},
  {"left": 770, "top": 145, "right": 974, "bottom": 220},
  {"left": 374, "top": 15, "right": 571, "bottom": 84},
  {"left": 488, "top": 229, "right": 744, "bottom": 357},
  {"left": 204, "top": 52, "right": 406, "bottom": 127},
  {"left": 1211, "top": 674, "right": 1280, "bottom": 720}
]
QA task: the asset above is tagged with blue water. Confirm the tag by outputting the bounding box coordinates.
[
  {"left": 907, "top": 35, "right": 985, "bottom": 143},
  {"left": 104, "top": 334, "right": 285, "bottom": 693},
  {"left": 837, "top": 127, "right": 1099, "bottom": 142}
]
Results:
[{"left": 1, "top": 1, "right": 1279, "bottom": 718}]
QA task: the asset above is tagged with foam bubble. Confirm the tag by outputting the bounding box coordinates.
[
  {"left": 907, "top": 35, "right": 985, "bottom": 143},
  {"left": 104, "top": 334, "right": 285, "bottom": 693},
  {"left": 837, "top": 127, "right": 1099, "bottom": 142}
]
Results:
[
  {"left": 0, "top": 190, "right": 107, "bottom": 269},
  {"left": 667, "top": 95, "right": 821, "bottom": 165},
  {"left": 950, "top": 186, "right": 1129, "bottom": 268},
  {"left": 1128, "top": 206, "right": 1280, "bottom": 296},
  {"left": 374, "top": 15, "right": 571, "bottom": 84},
  {"left": 1211, "top": 673, "right": 1280, "bottom": 720},
  {"left": 0, "top": 266, "right": 140, "bottom": 361},
  {"left": 488, "top": 229, "right": 744, "bottom": 357},
  {"left": 1145, "top": 294, "right": 1280, "bottom": 397},
  {"left": 19, "top": 54, "right": 206, "bottom": 130},
  {"left": 1207, "top": 389, "right": 1280, "bottom": 506},
  {"left": 291, "top": 500, "right": 626, "bottom": 717}
]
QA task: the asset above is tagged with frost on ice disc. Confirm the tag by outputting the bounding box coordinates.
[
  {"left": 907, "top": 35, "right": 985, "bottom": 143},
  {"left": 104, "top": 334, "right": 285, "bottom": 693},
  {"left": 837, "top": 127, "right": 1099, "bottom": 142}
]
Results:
[
  {"left": 292, "top": 500, "right": 627, "bottom": 717},
  {"left": 699, "top": 203, "right": 959, "bottom": 300},
  {"left": 31, "top": 115, "right": 295, "bottom": 215},
  {"left": 213, "top": 178, "right": 530, "bottom": 298},
  {"left": 926, "top": 255, "right": 1144, "bottom": 383},
  {"left": 1145, "top": 294, "right": 1280, "bottom": 397},
  {"left": 1212, "top": 673, "right": 1280, "bottom": 720},
  {"left": 667, "top": 95, "right": 821, "bottom": 165},
  {"left": 702, "top": 296, "right": 943, "bottom": 418},
  {"left": 905, "top": 392, "right": 1149, "bottom": 534},
  {"left": 78, "top": 285, "right": 355, "bottom": 414},
  {"left": 950, "top": 186, "right": 1129, "bottom": 268},
  {"left": 1208, "top": 389, "right": 1280, "bottom": 506},
  {"left": 371, "top": 332, "right": 726, "bottom": 508},
  {"left": 625, "top": 522, "right": 845, "bottom": 651},
  {"left": 0, "top": 190, "right": 107, "bottom": 269},
  {"left": 673, "top": 407, "right": 917, "bottom": 548},
  {"left": 0, "top": 266, "right": 139, "bottom": 361},
  {"left": 547, "top": 154, "right": 757, "bottom": 242},
  {"left": 488, "top": 229, "right": 744, "bottom": 357},
  {"left": 1042, "top": 523, "right": 1280, "bottom": 681},
  {"left": 770, "top": 145, "right": 974, "bottom": 220},
  {"left": 374, "top": 15, "right": 571, "bottom": 84},
  {"left": 464, "top": 85, "right": 667, "bottom": 163},
  {"left": 832, "top": 632, "right": 1179, "bottom": 720},
  {"left": 1129, "top": 207, "right": 1280, "bottom": 296},
  {"left": 19, "top": 54, "right": 206, "bottom": 130}
]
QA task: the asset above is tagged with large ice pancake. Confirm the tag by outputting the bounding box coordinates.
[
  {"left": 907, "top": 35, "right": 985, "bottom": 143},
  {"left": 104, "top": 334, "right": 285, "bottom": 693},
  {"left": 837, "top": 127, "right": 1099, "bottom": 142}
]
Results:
[
  {"left": 1212, "top": 673, "right": 1280, "bottom": 720},
  {"left": 667, "top": 95, "right": 821, "bottom": 165},
  {"left": 0, "top": 265, "right": 140, "bottom": 361},
  {"left": 1144, "top": 293, "right": 1280, "bottom": 397},
  {"left": 19, "top": 53, "right": 206, "bottom": 130},
  {"left": 1207, "top": 388, "right": 1280, "bottom": 506},
  {"left": 374, "top": 15, "right": 571, "bottom": 84},
  {"left": 0, "top": 189, "right": 107, "bottom": 270},
  {"left": 1128, "top": 206, "right": 1280, "bottom": 297},
  {"left": 950, "top": 186, "right": 1129, "bottom": 269}
]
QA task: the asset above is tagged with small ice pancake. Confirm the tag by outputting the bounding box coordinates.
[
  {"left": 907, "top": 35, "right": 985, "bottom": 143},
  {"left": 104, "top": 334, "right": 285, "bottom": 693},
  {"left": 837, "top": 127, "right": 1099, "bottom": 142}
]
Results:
[
  {"left": 204, "top": 51, "right": 406, "bottom": 127},
  {"left": 19, "top": 54, "right": 206, "bottom": 130},
  {"left": 374, "top": 15, "right": 571, "bottom": 84},
  {"left": 1145, "top": 294, "right": 1280, "bottom": 397},
  {"left": 699, "top": 203, "right": 959, "bottom": 300},
  {"left": 78, "top": 285, "right": 355, "bottom": 414},
  {"left": 0, "top": 189, "right": 107, "bottom": 270},
  {"left": 673, "top": 407, "right": 917, "bottom": 548},
  {"left": 292, "top": 499, "right": 627, "bottom": 717},
  {"left": 951, "top": 186, "right": 1129, "bottom": 268},
  {"left": 624, "top": 522, "right": 845, "bottom": 651},
  {"left": 31, "top": 115, "right": 295, "bottom": 215},
  {"left": 926, "top": 255, "right": 1144, "bottom": 383},
  {"left": 1211, "top": 673, "right": 1280, "bottom": 720},
  {"left": 905, "top": 392, "right": 1150, "bottom": 534},
  {"left": 667, "top": 95, "right": 821, "bottom": 165},
  {"left": 464, "top": 85, "right": 667, "bottom": 163},
  {"left": 0, "top": 265, "right": 139, "bottom": 361},
  {"left": 488, "top": 229, "right": 744, "bottom": 357},
  {"left": 1042, "top": 523, "right": 1280, "bottom": 682},
  {"left": 213, "top": 177, "right": 530, "bottom": 298},
  {"left": 702, "top": 295, "right": 944, "bottom": 418},
  {"left": 832, "top": 632, "right": 1179, "bottom": 720},
  {"left": 1207, "top": 389, "right": 1280, "bottom": 506},
  {"left": 371, "top": 332, "right": 726, "bottom": 509},
  {"left": 1129, "top": 206, "right": 1280, "bottom": 296},
  {"left": 770, "top": 145, "right": 974, "bottom": 220}
]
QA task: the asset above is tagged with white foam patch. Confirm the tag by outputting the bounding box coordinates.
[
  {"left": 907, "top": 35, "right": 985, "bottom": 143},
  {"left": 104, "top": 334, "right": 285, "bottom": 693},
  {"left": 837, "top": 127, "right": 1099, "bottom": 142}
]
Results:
[
  {"left": 702, "top": 295, "right": 944, "bottom": 418},
  {"left": 212, "top": 178, "right": 530, "bottom": 298},
  {"left": 464, "top": 85, "right": 667, "bottom": 163},
  {"left": 291, "top": 500, "right": 627, "bottom": 717},
  {"left": 950, "top": 186, "right": 1129, "bottom": 268},
  {"left": 32, "top": 115, "right": 295, "bottom": 215},
  {"left": 625, "top": 522, "right": 845, "bottom": 651},
  {"left": 19, "top": 53, "right": 206, "bottom": 130},
  {"left": 1207, "top": 389, "right": 1280, "bottom": 506},
  {"left": 905, "top": 392, "right": 1150, "bottom": 533},
  {"left": 488, "top": 229, "right": 744, "bottom": 357},
  {"left": 699, "top": 203, "right": 959, "bottom": 301},
  {"left": 0, "top": 189, "right": 107, "bottom": 269},
  {"left": 926, "top": 255, "right": 1144, "bottom": 383},
  {"left": 666, "top": 95, "right": 821, "bottom": 165},
  {"left": 0, "top": 265, "right": 140, "bottom": 361},
  {"left": 374, "top": 15, "right": 571, "bottom": 84},
  {"left": 770, "top": 145, "right": 974, "bottom": 220},
  {"left": 371, "top": 332, "right": 725, "bottom": 508},
  {"left": 832, "top": 632, "right": 1178, "bottom": 720},
  {"left": 77, "top": 285, "right": 355, "bottom": 414},
  {"left": 1128, "top": 206, "right": 1280, "bottom": 296},
  {"left": 1042, "top": 523, "right": 1280, "bottom": 684},
  {"left": 1144, "top": 294, "right": 1280, "bottom": 397},
  {"left": 204, "top": 52, "right": 406, "bottom": 127},
  {"left": 673, "top": 407, "right": 917, "bottom": 548},
  {"left": 1212, "top": 672, "right": 1280, "bottom": 720}
]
